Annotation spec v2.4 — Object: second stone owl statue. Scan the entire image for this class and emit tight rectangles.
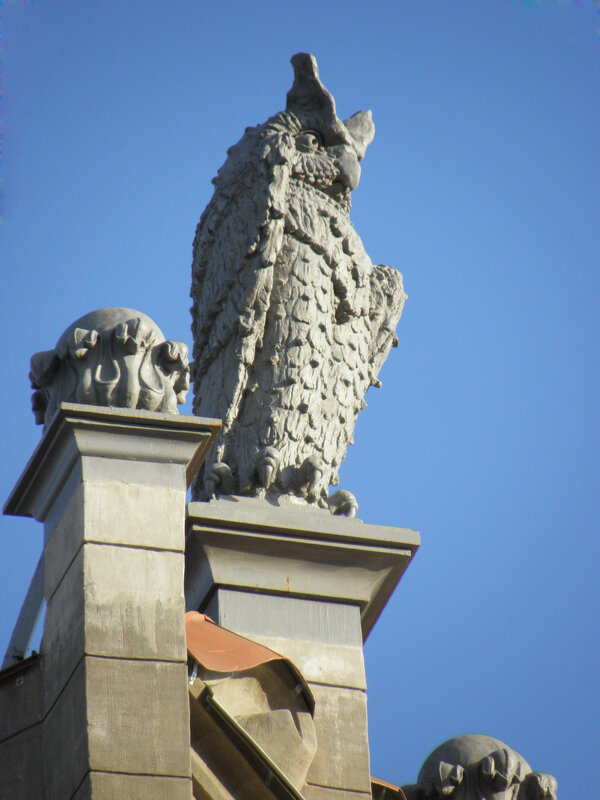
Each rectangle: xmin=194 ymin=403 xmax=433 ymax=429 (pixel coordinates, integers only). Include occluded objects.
xmin=191 ymin=53 xmax=406 ymax=515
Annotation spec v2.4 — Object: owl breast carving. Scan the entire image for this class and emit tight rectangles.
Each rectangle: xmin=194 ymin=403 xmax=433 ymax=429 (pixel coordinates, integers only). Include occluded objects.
xmin=191 ymin=53 xmax=406 ymax=515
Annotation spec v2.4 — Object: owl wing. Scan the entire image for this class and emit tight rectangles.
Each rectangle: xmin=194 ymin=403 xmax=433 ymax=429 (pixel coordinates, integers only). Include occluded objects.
xmin=368 ymin=264 xmax=407 ymax=384
xmin=191 ymin=145 xmax=288 ymax=442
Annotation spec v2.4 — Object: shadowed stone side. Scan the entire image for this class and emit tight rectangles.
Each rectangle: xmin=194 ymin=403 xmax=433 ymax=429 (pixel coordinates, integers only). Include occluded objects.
xmin=3 ymin=405 xmax=220 ymax=800
xmin=72 ymin=774 xmax=193 ymax=800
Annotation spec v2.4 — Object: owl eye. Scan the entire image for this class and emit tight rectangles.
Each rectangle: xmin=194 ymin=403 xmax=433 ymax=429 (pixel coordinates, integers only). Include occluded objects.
xmin=296 ymin=131 xmax=322 ymax=153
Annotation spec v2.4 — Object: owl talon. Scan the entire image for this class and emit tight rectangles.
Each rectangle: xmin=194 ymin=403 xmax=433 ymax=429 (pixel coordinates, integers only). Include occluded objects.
xmin=327 ymin=489 xmax=358 ymax=517
xmin=257 ymin=447 xmax=280 ymax=489
xmin=205 ymin=462 xmax=235 ymax=498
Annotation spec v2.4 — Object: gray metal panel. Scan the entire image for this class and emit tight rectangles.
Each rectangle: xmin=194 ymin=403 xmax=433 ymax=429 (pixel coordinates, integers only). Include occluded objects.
xmin=205 ymin=590 xmax=363 ymax=647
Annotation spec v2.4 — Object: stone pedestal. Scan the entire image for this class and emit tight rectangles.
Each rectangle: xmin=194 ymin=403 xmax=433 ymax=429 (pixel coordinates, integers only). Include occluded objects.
xmin=4 ymin=403 xmax=220 ymax=800
xmin=185 ymin=496 xmax=420 ymax=800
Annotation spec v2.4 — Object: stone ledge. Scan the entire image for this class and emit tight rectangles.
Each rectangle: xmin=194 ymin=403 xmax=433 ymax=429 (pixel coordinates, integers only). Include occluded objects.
xmin=187 ymin=495 xmax=420 ymax=549
xmin=186 ymin=498 xmax=418 ymax=639
xmin=5 ymin=403 xmax=221 ymax=521
xmin=72 ymin=771 xmax=193 ymax=800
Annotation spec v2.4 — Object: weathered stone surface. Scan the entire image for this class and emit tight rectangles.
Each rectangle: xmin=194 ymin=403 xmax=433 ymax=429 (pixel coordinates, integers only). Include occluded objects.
xmin=185 ymin=498 xmax=417 ymax=797
xmin=43 ymin=481 xmax=186 ymax=600
xmin=42 ymin=560 xmax=85 ymax=711
xmin=86 ymin=657 xmax=191 ymax=776
xmin=82 ymin=544 xmax=186 ymax=659
xmin=186 ymin=498 xmax=418 ymax=640
xmin=43 ymin=657 xmax=89 ymax=800
xmin=303 ymin=786 xmax=372 ymax=800
xmin=199 ymin=660 xmax=317 ymax=791
xmin=43 ymin=480 xmax=84 ymax=594
xmin=72 ymin=772 xmax=193 ymax=800
xmin=5 ymin=404 xmax=220 ymax=523
xmin=191 ymin=53 xmax=406 ymax=514
xmin=0 ymin=659 xmax=43 ymax=741
xmin=190 ymin=748 xmax=238 ymax=800
xmin=43 ymin=542 xmax=187 ymax=709
xmin=0 ymin=725 xmax=44 ymax=800
xmin=30 ymin=307 xmax=190 ymax=427
xmin=306 ymin=684 xmax=371 ymax=793
xmin=190 ymin=743 xmax=281 ymax=800
xmin=44 ymin=655 xmax=191 ymax=798
xmin=2 ymin=405 xmax=216 ymax=799
xmin=244 ymin=634 xmax=366 ymax=690
xmin=410 ymin=734 xmax=558 ymax=800
xmin=188 ymin=495 xmax=420 ymax=547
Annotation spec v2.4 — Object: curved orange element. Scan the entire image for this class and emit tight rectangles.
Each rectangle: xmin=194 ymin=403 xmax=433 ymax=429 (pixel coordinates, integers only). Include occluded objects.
xmin=186 ymin=611 xmax=284 ymax=673
xmin=185 ymin=611 xmax=315 ymax=713
xmin=372 ymin=776 xmax=409 ymax=800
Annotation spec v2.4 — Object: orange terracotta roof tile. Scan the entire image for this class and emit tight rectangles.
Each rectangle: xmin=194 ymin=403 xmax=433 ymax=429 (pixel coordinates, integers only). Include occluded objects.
xmin=372 ymin=776 xmax=408 ymax=800
xmin=185 ymin=611 xmax=314 ymax=712
xmin=186 ymin=611 xmax=284 ymax=672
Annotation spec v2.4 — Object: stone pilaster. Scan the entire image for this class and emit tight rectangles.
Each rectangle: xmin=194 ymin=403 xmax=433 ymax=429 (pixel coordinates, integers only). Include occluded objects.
xmin=4 ymin=403 xmax=220 ymax=800
xmin=185 ymin=496 xmax=419 ymax=800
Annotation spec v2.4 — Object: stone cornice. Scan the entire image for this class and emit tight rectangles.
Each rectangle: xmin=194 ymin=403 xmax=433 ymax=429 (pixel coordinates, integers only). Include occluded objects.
xmin=186 ymin=496 xmax=419 ymax=640
xmin=4 ymin=403 xmax=221 ymax=521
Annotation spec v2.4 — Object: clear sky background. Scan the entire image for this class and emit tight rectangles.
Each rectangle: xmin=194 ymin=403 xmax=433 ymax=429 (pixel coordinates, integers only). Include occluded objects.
xmin=1 ymin=1 xmax=598 ymax=796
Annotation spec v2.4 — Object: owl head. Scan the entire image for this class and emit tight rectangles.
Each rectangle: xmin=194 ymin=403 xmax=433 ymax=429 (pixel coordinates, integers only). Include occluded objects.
xmin=214 ymin=53 xmax=375 ymax=213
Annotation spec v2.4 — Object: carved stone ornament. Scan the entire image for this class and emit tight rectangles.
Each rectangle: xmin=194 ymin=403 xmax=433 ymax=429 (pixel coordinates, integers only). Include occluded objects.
xmin=410 ymin=735 xmax=558 ymax=800
xmin=191 ymin=53 xmax=406 ymax=514
xmin=30 ymin=307 xmax=190 ymax=427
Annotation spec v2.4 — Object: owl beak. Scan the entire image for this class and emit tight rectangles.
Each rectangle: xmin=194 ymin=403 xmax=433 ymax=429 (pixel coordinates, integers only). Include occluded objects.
xmin=344 ymin=110 xmax=375 ymax=161
xmin=336 ymin=146 xmax=362 ymax=191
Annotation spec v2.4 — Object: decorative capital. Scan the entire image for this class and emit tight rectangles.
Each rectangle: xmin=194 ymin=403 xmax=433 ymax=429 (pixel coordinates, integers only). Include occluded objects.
xmin=30 ymin=307 xmax=190 ymax=427
xmin=411 ymin=735 xmax=557 ymax=800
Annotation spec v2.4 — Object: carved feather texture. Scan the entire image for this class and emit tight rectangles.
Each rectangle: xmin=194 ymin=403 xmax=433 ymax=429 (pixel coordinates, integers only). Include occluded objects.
xmin=191 ymin=54 xmax=406 ymax=511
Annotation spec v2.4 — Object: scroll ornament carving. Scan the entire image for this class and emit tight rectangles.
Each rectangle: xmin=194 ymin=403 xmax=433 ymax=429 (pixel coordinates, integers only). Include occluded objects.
xmin=30 ymin=307 xmax=190 ymax=427
xmin=411 ymin=735 xmax=557 ymax=800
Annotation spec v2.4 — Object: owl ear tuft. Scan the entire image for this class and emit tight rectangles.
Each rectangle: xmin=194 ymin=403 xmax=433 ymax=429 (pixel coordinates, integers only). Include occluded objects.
xmin=287 ymin=53 xmax=337 ymax=124
xmin=344 ymin=111 xmax=375 ymax=160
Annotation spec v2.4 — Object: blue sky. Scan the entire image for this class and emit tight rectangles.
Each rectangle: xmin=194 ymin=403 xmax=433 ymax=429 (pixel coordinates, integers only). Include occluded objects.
xmin=1 ymin=1 xmax=598 ymax=796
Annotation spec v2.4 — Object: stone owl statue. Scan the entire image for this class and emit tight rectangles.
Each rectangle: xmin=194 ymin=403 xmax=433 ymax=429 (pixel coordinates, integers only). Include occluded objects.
xmin=191 ymin=53 xmax=406 ymax=514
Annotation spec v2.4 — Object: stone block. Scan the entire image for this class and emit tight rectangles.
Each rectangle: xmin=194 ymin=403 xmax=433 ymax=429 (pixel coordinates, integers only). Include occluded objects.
xmin=81 ymin=543 xmax=186 ymax=660
xmin=72 ymin=771 xmax=193 ymax=800
xmin=82 ymin=480 xmax=185 ymax=550
xmin=43 ymin=479 xmax=84 ymax=595
xmin=43 ymin=658 xmax=89 ymax=800
xmin=241 ymin=634 xmax=366 ymax=690
xmin=0 ymin=724 xmax=44 ymax=800
xmin=43 ymin=542 xmax=186 ymax=709
xmin=42 ymin=548 xmax=86 ymax=710
xmin=306 ymin=684 xmax=371 ymax=793
xmin=44 ymin=481 xmax=186 ymax=599
xmin=0 ymin=659 xmax=43 ymax=741
xmin=43 ymin=656 xmax=191 ymax=799
xmin=303 ymin=785 xmax=372 ymax=800
xmin=85 ymin=656 xmax=191 ymax=777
